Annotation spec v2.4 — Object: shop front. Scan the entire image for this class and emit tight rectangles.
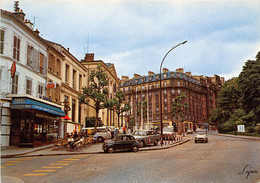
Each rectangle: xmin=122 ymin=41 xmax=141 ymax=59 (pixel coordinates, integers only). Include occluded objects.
xmin=10 ymin=96 xmax=65 ymax=147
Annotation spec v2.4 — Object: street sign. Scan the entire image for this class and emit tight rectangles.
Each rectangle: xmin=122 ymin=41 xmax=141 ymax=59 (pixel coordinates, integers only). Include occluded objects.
xmin=237 ymin=125 xmax=245 ymax=132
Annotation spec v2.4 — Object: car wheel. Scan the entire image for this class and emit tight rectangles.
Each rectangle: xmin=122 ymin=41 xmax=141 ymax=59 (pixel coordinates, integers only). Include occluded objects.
xmin=195 ymin=140 xmax=197 ymax=143
xmin=132 ymin=145 xmax=138 ymax=152
xmin=104 ymin=150 xmax=108 ymax=153
xmin=154 ymin=140 xmax=158 ymax=146
xmin=206 ymin=139 xmax=208 ymax=143
xmin=108 ymin=147 xmax=114 ymax=153
xmin=97 ymin=137 xmax=104 ymax=143
xmin=139 ymin=141 xmax=144 ymax=148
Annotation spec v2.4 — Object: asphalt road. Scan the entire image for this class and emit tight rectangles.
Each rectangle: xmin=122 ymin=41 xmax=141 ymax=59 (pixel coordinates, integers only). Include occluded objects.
xmin=1 ymin=133 xmax=260 ymax=183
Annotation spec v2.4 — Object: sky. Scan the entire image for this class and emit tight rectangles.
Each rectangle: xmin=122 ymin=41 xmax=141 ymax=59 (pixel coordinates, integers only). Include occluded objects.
xmin=2 ymin=0 xmax=260 ymax=80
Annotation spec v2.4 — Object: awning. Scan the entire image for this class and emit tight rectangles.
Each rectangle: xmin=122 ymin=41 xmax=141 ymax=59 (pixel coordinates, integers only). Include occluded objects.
xmin=61 ymin=115 xmax=71 ymax=120
xmin=11 ymin=97 xmax=65 ymax=117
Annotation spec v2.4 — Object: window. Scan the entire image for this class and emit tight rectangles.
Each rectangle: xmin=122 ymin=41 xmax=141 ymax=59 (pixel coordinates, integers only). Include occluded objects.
xmin=79 ymin=74 xmax=82 ymax=90
xmin=156 ymin=83 xmax=159 ymax=88
xmin=156 ymin=108 xmax=159 ymax=113
xmin=149 ymin=84 xmax=152 ymax=89
xmin=164 ymin=90 xmax=167 ymax=94
xmin=72 ymin=69 xmax=76 ymax=88
xmin=38 ymin=83 xmax=44 ymax=96
xmin=39 ymin=53 xmax=44 ymax=74
xmin=26 ymin=79 xmax=32 ymax=95
xmin=65 ymin=64 xmax=69 ymax=83
xmin=48 ymin=54 xmax=54 ymax=72
xmin=11 ymin=75 xmax=19 ymax=94
xmin=164 ymin=73 xmax=167 ymax=79
xmin=56 ymin=58 xmax=61 ymax=76
xmin=13 ymin=35 xmax=20 ymax=61
xmin=142 ymin=86 xmax=145 ymax=90
xmin=172 ymin=89 xmax=175 ymax=94
xmin=177 ymin=81 xmax=180 ymax=86
xmin=72 ymin=99 xmax=76 ymax=121
xmin=178 ymin=89 xmax=181 ymax=94
xmin=0 ymin=29 xmax=5 ymax=54
xmin=164 ymin=82 xmax=167 ymax=87
xmin=27 ymin=45 xmax=34 ymax=67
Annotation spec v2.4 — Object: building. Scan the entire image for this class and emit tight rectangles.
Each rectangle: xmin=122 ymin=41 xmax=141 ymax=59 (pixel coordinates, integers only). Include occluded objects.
xmin=0 ymin=7 xmax=65 ymax=147
xmin=120 ymin=68 xmax=224 ymax=133
xmin=48 ymin=42 xmax=88 ymax=137
xmin=81 ymin=53 xmax=120 ymax=127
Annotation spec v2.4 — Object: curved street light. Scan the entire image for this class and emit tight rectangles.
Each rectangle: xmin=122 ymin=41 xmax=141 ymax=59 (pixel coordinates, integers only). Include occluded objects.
xmin=160 ymin=40 xmax=187 ymax=146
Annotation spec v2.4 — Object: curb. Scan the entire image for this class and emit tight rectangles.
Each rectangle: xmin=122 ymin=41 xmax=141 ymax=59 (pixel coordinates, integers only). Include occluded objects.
xmin=212 ymin=133 xmax=260 ymax=141
xmin=1 ymin=138 xmax=192 ymax=159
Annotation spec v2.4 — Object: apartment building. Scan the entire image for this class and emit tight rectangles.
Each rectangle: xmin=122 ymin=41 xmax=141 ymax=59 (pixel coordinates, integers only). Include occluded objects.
xmin=81 ymin=53 xmax=120 ymax=127
xmin=120 ymin=68 xmax=224 ymax=133
xmin=0 ymin=8 xmax=65 ymax=147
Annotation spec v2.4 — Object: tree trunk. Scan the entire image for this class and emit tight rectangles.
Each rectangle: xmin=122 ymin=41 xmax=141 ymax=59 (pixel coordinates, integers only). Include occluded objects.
xmin=118 ymin=113 xmax=120 ymax=128
xmin=95 ymin=109 xmax=98 ymax=133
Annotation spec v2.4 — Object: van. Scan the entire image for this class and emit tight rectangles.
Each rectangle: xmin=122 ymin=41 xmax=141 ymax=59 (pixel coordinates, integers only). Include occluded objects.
xmin=82 ymin=126 xmax=111 ymax=142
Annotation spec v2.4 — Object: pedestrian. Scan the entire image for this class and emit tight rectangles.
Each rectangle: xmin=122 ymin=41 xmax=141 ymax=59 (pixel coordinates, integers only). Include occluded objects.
xmin=73 ymin=131 xmax=79 ymax=139
xmin=123 ymin=126 xmax=127 ymax=134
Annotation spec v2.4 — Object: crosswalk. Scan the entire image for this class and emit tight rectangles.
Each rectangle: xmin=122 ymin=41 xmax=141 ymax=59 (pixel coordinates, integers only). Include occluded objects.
xmin=22 ymin=155 xmax=87 ymax=177
xmin=1 ymin=157 xmax=38 ymax=168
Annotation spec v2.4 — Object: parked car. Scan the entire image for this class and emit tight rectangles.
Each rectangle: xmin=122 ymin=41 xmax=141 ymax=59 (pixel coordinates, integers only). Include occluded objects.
xmin=83 ymin=127 xmax=111 ymax=143
xmin=187 ymin=129 xmax=193 ymax=134
xmin=133 ymin=130 xmax=160 ymax=147
xmin=102 ymin=134 xmax=140 ymax=153
xmin=195 ymin=130 xmax=208 ymax=143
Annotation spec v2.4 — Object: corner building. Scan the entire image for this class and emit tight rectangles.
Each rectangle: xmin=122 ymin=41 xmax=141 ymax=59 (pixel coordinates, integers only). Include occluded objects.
xmin=120 ymin=68 xmax=224 ymax=132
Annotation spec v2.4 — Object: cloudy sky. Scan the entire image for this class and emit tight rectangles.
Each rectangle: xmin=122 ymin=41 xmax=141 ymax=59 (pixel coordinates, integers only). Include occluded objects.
xmin=2 ymin=0 xmax=260 ymax=80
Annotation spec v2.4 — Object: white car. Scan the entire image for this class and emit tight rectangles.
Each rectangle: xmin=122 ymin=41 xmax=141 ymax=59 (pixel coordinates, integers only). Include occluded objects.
xmin=195 ymin=130 xmax=208 ymax=143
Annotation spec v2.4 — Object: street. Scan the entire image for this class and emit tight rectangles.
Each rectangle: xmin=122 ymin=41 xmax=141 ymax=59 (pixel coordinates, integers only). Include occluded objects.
xmin=1 ymin=132 xmax=260 ymax=183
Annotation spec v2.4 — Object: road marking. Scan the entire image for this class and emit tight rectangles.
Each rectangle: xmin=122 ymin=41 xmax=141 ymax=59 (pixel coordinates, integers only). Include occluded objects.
xmin=23 ymin=173 xmax=48 ymax=176
xmin=1 ymin=166 xmax=5 ymax=168
xmin=4 ymin=164 xmax=14 ymax=165
xmin=211 ymin=150 xmax=214 ymax=152
xmin=63 ymin=159 xmax=79 ymax=161
xmin=49 ymin=163 xmax=69 ymax=165
xmin=56 ymin=161 xmax=74 ymax=163
xmin=202 ymin=156 xmax=205 ymax=159
xmin=33 ymin=170 xmax=56 ymax=172
xmin=42 ymin=166 xmax=62 ymax=169
xmin=5 ymin=161 xmax=23 ymax=163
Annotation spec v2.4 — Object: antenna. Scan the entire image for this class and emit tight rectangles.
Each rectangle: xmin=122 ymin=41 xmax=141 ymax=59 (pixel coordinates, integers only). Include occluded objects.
xmin=87 ymin=36 xmax=89 ymax=53
xmin=32 ymin=16 xmax=39 ymax=29
xmin=14 ymin=1 xmax=20 ymax=12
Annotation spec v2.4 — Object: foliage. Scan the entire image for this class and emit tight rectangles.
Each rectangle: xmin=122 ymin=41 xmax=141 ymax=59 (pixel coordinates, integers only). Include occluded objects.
xmin=238 ymin=56 xmax=260 ymax=123
xmin=211 ymin=51 xmax=260 ymax=135
xmin=79 ymin=65 xmax=109 ymax=131
xmin=171 ymin=93 xmax=189 ymax=133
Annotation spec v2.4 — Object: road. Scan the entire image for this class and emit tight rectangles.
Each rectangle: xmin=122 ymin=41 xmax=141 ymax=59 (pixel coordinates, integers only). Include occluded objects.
xmin=1 ymin=132 xmax=260 ymax=183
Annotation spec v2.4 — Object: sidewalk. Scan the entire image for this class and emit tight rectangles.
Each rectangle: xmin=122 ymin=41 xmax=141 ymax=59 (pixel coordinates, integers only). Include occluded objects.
xmin=1 ymin=136 xmax=191 ymax=159
xmin=212 ymin=132 xmax=260 ymax=141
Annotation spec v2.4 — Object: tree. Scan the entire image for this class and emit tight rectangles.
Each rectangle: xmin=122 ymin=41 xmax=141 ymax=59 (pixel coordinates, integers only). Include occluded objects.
xmin=85 ymin=117 xmax=103 ymax=127
xmin=79 ymin=65 xmax=109 ymax=132
xmin=136 ymin=100 xmax=147 ymax=129
xmin=114 ymin=90 xmax=131 ymax=128
xmin=171 ymin=93 xmax=189 ymax=133
xmin=238 ymin=53 xmax=260 ymax=123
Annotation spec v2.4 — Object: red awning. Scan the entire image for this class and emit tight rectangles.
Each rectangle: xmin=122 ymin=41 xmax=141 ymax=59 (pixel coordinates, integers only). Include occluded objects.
xmin=61 ymin=115 xmax=71 ymax=120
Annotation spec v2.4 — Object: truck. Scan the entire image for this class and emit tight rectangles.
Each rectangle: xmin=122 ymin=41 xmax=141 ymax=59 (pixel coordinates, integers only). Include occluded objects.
xmin=133 ymin=130 xmax=160 ymax=147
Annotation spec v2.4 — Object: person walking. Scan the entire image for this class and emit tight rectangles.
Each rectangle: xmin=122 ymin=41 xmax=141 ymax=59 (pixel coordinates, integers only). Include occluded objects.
xmin=123 ymin=126 xmax=127 ymax=134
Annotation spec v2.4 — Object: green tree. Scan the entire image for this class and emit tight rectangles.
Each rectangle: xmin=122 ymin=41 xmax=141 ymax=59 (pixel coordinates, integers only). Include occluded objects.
xmin=171 ymin=93 xmax=189 ymax=133
xmin=85 ymin=117 xmax=103 ymax=127
xmin=136 ymin=100 xmax=147 ymax=129
xmin=238 ymin=53 xmax=260 ymax=123
xmin=79 ymin=65 xmax=109 ymax=132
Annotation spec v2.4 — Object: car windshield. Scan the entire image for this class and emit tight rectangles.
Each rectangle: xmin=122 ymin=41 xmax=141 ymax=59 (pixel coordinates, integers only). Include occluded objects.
xmin=196 ymin=131 xmax=206 ymax=135
xmin=133 ymin=131 xmax=146 ymax=136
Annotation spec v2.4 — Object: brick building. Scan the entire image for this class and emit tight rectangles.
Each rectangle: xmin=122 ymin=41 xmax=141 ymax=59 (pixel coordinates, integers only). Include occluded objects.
xmin=120 ymin=68 xmax=224 ymax=132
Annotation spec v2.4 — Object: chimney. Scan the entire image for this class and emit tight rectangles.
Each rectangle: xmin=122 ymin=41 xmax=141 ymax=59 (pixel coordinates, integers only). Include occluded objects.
xmin=163 ymin=68 xmax=169 ymax=73
xmin=121 ymin=76 xmax=129 ymax=82
xmin=84 ymin=53 xmax=94 ymax=61
xmin=134 ymin=74 xmax=141 ymax=78
xmin=25 ymin=19 xmax=33 ymax=29
xmin=14 ymin=9 xmax=25 ymax=21
xmin=176 ymin=68 xmax=184 ymax=73
xmin=185 ymin=72 xmax=191 ymax=76
xmin=148 ymin=71 xmax=155 ymax=76
xmin=34 ymin=29 xmax=40 ymax=35
xmin=67 ymin=48 xmax=70 ymax=52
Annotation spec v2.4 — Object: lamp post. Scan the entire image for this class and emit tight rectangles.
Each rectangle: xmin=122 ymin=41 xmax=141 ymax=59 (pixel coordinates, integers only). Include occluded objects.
xmin=160 ymin=40 xmax=187 ymax=146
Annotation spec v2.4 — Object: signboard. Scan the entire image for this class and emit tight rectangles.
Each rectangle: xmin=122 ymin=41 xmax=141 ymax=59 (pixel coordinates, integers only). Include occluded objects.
xmin=237 ymin=125 xmax=245 ymax=132
xmin=46 ymin=82 xmax=57 ymax=88
xmin=10 ymin=61 xmax=16 ymax=78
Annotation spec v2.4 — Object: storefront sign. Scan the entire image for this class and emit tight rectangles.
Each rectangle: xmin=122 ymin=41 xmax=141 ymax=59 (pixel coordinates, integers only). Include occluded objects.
xmin=46 ymin=82 xmax=57 ymax=88
xmin=10 ymin=61 xmax=16 ymax=78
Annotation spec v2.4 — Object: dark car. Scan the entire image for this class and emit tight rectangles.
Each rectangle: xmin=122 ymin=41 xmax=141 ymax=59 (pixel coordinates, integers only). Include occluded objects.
xmin=102 ymin=134 xmax=140 ymax=153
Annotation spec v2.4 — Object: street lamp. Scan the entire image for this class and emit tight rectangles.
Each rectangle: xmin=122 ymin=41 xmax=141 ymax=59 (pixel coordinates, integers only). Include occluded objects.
xmin=160 ymin=40 xmax=187 ymax=146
